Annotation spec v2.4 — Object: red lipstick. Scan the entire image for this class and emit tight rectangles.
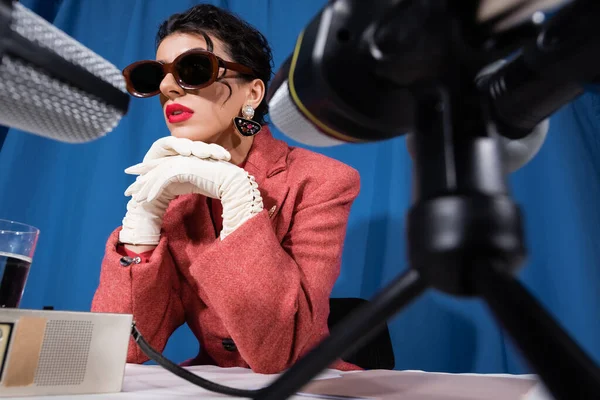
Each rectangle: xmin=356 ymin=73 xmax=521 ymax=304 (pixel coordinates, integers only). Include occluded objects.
xmin=165 ymin=103 xmax=194 ymax=123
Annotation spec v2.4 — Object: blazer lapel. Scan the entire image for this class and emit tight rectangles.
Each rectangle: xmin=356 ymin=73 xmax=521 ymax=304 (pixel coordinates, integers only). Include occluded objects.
xmin=243 ymin=127 xmax=290 ymax=228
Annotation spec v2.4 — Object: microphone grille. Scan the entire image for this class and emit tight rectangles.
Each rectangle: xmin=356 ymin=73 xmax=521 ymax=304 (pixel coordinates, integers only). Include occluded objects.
xmin=0 ymin=56 xmax=123 ymax=143
xmin=11 ymin=3 xmax=125 ymax=92
xmin=0 ymin=3 xmax=127 ymax=143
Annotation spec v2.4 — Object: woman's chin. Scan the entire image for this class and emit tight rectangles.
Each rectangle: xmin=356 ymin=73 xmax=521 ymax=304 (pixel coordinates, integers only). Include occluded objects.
xmin=168 ymin=126 xmax=213 ymax=142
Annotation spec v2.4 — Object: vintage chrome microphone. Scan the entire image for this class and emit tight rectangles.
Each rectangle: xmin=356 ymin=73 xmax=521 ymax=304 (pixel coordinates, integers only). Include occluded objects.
xmin=0 ymin=0 xmax=129 ymax=143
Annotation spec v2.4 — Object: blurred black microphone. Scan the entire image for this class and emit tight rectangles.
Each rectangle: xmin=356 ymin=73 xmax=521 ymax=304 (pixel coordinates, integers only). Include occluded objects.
xmin=0 ymin=0 xmax=129 ymax=143
xmin=266 ymin=0 xmax=588 ymax=171
xmin=267 ymin=0 xmax=408 ymax=147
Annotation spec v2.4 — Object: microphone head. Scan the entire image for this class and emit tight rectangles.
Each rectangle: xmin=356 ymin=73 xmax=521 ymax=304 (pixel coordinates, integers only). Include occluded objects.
xmin=269 ymin=79 xmax=346 ymax=147
xmin=0 ymin=2 xmax=128 ymax=143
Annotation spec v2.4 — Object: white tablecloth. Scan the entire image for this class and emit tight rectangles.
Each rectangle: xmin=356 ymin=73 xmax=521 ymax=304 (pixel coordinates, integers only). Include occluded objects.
xmin=9 ymin=364 xmax=555 ymax=400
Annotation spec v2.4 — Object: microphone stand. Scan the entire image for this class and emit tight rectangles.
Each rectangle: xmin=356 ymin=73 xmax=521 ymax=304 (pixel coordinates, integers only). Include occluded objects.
xmin=255 ymin=2 xmax=600 ymax=399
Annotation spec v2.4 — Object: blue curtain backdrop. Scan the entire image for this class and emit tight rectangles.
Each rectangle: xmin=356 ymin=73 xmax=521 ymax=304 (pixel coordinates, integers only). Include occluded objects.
xmin=1 ymin=0 xmax=599 ymax=374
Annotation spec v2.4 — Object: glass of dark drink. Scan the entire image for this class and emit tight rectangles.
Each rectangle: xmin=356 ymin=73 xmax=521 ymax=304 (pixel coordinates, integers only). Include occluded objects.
xmin=0 ymin=219 xmax=39 ymax=308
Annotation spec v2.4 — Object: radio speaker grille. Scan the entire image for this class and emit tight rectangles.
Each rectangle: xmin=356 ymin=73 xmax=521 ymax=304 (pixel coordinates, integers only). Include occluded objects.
xmin=34 ymin=320 xmax=93 ymax=386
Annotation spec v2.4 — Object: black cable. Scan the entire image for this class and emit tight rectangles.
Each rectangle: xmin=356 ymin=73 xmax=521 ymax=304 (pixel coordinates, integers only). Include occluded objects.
xmin=131 ymin=323 xmax=263 ymax=397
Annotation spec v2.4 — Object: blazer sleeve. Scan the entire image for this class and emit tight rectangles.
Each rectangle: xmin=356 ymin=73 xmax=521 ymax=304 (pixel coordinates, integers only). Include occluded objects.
xmin=185 ymin=166 xmax=360 ymax=373
xmin=91 ymin=228 xmax=185 ymax=363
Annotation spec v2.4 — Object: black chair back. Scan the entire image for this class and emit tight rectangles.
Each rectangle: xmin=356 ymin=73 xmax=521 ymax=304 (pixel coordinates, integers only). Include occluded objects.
xmin=328 ymin=297 xmax=395 ymax=370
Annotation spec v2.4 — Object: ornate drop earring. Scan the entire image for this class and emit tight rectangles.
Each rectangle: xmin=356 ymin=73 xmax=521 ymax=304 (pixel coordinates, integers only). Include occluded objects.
xmin=233 ymin=104 xmax=262 ymax=137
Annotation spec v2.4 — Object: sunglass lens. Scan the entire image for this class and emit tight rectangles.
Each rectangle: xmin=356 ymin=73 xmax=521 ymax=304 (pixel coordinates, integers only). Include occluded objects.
xmin=177 ymin=53 xmax=213 ymax=86
xmin=129 ymin=63 xmax=164 ymax=94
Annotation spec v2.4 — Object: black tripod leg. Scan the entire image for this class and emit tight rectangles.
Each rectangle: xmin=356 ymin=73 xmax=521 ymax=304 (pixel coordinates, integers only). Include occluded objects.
xmin=255 ymin=269 xmax=427 ymax=400
xmin=474 ymin=261 xmax=600 ymax=400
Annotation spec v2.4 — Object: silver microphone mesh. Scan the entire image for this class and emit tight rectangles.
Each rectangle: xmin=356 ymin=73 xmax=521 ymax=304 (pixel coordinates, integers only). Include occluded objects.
xmin=0 ymin=3 xmax=127 ymax=143
xmin=269 ymin=80 xmax=345 ymax=147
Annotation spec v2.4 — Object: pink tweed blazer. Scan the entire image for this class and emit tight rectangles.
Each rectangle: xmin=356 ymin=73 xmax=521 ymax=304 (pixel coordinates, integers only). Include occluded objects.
xmin=91 ymin=127 xmax=362 ymax=373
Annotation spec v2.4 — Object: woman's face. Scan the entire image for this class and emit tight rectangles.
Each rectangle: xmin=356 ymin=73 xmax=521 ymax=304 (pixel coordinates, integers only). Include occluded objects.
xmin=155 ymin=33 xmax=263 ymax=144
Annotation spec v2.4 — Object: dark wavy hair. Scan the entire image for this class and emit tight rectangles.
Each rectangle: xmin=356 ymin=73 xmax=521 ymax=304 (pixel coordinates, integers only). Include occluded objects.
xmin=156 ymin=4 xmax=273 ymax=125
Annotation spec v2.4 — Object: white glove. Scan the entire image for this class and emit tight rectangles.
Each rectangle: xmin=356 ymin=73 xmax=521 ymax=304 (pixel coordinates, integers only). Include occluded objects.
xmin=124 ymin=156 xmax=264 ymax=240
xmin=119 ymin=137 xmax=232 ymax=245
xmin=141 ymin=136 xmax=231 ymax=163
xmin=119 ymin=195 xmax=170 ymax=246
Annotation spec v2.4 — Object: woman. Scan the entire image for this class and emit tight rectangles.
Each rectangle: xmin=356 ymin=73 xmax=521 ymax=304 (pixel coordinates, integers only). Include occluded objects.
xmin=92 ymin=4 xmax=361 ymax=374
